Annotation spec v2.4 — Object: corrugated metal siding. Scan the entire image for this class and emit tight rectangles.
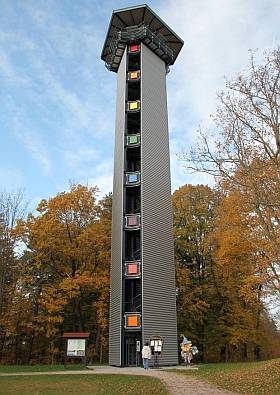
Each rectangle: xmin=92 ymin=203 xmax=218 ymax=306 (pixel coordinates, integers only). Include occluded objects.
xmin=109 ymin=49 xmax=126 ymax=366
xmin=141 ymin=43 xmax=178 ymax=365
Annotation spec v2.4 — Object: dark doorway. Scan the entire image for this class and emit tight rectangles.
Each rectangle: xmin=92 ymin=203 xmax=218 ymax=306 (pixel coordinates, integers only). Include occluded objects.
xmin=125 ymin=336 xmax=141 ymax=366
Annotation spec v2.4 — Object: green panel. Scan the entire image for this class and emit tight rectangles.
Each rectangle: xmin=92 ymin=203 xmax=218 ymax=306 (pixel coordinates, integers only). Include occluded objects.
xmin=128 ymin=135 xmax=138 ymax=144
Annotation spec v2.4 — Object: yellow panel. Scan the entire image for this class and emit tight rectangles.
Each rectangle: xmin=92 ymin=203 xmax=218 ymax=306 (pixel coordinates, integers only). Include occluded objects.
xmin=129 ymin=101 xmax=138 ymax=110
xmin=127 ymin=315 xmax=138 ymax=327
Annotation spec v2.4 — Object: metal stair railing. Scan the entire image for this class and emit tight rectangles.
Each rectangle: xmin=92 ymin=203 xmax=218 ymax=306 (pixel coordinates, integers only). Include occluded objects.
xmin=133 ymin=248 xmax=141 ymax=261
xmin=132 ymin=293 xmax=142 ymax=312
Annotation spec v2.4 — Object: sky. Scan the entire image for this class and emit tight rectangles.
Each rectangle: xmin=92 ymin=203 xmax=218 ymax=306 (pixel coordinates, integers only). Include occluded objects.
xmin=0 ymin=0 xmax=280 ymax=209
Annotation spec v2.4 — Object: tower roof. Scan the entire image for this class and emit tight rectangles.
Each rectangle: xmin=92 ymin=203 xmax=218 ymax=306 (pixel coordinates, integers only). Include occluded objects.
xmin=101 ymin=4 xmax=184 ymax=72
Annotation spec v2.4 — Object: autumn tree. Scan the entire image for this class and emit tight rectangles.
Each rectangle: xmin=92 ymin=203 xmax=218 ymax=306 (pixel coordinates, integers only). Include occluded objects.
xmin=210 ymin=190 xmax=269 ymax=361
xmin=13 ymin=184 xmax=111 ymax=363
xmin=173 ymin=184 xmax=278 ymax=362
xmin=181 ymin=48 xmax=280 ymax=298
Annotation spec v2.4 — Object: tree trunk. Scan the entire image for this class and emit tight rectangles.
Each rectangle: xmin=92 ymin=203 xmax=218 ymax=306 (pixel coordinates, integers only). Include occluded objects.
xmin=99 ymin=332 xmax=103 ymax=364
xmin=220 ymin=346 xmax=226 ymax=362
xmin=254 ymin=345 xmax=260 ymax=360
xmin=27 ymin=332 xmax=34 ymax=364
xmin=243 ymin=343 xmax=247 ymax=361
xmin=226 ymin=344 xmax=230 ymax=362
xmin=95 ymin=326 xmax=100 ymax=360
xmin=73 ymin=298 xmax=83 ymax=332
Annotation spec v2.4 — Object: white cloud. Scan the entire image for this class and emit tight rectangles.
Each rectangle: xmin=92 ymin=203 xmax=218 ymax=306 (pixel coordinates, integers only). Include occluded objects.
xmin=18 ymin=130 xmax=52 ymax=174
xmin=87 ymin=159 xmax=113 ymax=198
xmin=158 ymin=0 xmax=280 ymax=188
xmin=162 ymin=0 xmax=280 ymax=120
xmin=1 ymin=0 xmax=279 ymax=200
xmin=0 ymin=49 xmax=30 ymax=85
xmin=64 ymin=146 xmax=98 ymax=169
xmin=12 ymin=113 xmax=52 ymax=174
xmin=42 ymin=72 xmax=92 ymax=128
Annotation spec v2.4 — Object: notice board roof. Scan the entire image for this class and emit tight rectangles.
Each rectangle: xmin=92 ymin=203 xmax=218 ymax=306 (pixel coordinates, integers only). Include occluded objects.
xmin=62 ymin=332 xmax=90 ymax=339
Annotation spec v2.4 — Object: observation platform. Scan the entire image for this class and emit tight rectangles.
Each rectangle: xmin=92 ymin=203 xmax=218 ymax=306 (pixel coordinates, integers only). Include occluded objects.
xmin=101 ymin=4 xmax=184 ymax=72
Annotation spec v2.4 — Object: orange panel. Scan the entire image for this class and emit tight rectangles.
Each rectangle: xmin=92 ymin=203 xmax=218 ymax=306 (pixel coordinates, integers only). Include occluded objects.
xmin=127 ymin=315 xmax=138 ymax=327
xmin=130 ymin=71 xmax=138 ymax=79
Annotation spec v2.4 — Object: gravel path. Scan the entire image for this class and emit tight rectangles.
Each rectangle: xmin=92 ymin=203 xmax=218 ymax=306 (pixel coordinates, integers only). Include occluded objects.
xmin=92 ymin=366 xmax=239 ymax=395
xmin=0 ymin=366 xmax=239 ymax=395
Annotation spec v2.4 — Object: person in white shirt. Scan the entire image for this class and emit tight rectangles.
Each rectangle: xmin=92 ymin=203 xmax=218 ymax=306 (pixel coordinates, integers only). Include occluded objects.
xmin=142 ymin=342 xmax=151 ymax=369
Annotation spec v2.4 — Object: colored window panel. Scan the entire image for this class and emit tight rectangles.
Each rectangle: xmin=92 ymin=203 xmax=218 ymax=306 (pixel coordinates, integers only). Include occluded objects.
xmin=127 ymin=315 xmax=139 ymax=327
xmin=127 ymin=216 xmax=138 ymax=226
xmin=128 ymin=174 xmax=138 ymax=183
xmin=128 ymin=135 xmax=138 ymax=144
xmin=130 ymin=45 xmax=140 ymax=53
xmin=130 ymin=71 xmax=138 ymax=80
xmin=127 ymin=264 xmax=138 ymax=275
xmin=129 ymin=101 xmax=139 ymax=110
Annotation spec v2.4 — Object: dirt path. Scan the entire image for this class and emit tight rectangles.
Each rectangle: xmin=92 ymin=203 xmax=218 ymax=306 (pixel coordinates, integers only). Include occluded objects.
xmin=0 ymin=366 xmax=239 ymax=395
xmin=92 ymin=366 xmax=239 ymax=395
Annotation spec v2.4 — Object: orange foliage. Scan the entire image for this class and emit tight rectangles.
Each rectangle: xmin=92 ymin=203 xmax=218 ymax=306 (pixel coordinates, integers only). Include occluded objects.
xmin=12 ymin=184 xmax=111 ymax=363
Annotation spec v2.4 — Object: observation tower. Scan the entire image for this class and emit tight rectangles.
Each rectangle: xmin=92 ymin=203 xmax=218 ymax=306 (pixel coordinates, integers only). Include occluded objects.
xmin=101 ymin=4 xmax=184 ymax=367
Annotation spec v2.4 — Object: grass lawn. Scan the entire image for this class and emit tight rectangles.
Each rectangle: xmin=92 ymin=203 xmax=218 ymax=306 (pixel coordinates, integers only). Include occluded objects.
xmin=0 ymin=374 xmax=167 ymax=395
xmin=0 ymin=364 xmax=87 ymax=373
xmin=177 ymin=358 xmax=280 ymax=395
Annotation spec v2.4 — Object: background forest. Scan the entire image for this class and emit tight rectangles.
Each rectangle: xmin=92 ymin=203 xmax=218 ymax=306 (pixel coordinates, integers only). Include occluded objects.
xmin=1 ymin=50 xmax=280 ymax=365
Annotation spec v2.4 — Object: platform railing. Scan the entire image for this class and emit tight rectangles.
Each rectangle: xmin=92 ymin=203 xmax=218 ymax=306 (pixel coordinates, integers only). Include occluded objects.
xmin=105 ymin=23 xmax=174 ymax=71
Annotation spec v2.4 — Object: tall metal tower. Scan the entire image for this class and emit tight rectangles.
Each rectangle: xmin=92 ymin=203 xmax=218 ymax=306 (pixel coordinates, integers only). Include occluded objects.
xmin=101 ymin=4 xmax=184 ymax=367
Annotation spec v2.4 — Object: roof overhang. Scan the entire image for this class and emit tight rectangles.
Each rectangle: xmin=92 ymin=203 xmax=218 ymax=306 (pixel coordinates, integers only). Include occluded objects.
xmin=101 ymin=4 xmax=184 ymax=71
xmin=62 ymin=332 xmax=90 ymax=339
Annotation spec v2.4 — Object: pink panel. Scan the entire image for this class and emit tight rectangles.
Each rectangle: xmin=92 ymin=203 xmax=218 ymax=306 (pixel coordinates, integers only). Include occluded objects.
xmin=127 ymin=216 xmax=138 ymax=226
xmin=127 ymin=264 xmax=138 ymax=274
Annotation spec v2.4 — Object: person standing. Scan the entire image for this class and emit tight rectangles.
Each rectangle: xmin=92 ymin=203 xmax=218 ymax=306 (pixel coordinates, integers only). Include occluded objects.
xmin=142 ymin=342 xmax=151 ymax=369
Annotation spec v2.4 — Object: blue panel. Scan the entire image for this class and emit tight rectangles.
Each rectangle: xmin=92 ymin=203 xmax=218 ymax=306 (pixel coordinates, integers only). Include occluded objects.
xmin=128 ymin=174 xmax=138 ymax=183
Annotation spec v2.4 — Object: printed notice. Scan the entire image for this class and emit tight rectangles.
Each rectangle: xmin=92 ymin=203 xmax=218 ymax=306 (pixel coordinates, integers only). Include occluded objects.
xmin=67 ymin=339 xmax=86 ymax=357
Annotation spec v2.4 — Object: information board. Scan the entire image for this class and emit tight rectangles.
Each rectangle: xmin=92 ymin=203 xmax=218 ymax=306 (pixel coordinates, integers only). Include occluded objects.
xmin=67 ymin=339 xmax=86 ymax=357
xmin=150 ymin=336 xmax=163 ymax=355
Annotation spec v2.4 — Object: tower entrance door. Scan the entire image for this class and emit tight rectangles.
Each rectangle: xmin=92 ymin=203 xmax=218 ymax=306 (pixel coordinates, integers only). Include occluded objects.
xmin=125 ymin=336 xmax=141 ymax=366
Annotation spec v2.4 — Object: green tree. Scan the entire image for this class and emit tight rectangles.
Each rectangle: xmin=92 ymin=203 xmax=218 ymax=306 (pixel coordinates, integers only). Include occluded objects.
xmin=173 ymin=184 xmax=218 ymax=360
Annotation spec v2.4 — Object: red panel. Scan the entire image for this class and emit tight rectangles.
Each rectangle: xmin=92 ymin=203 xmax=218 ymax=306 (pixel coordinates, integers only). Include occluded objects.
xmin=130 ymin=45 xmax=140 ymax=52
